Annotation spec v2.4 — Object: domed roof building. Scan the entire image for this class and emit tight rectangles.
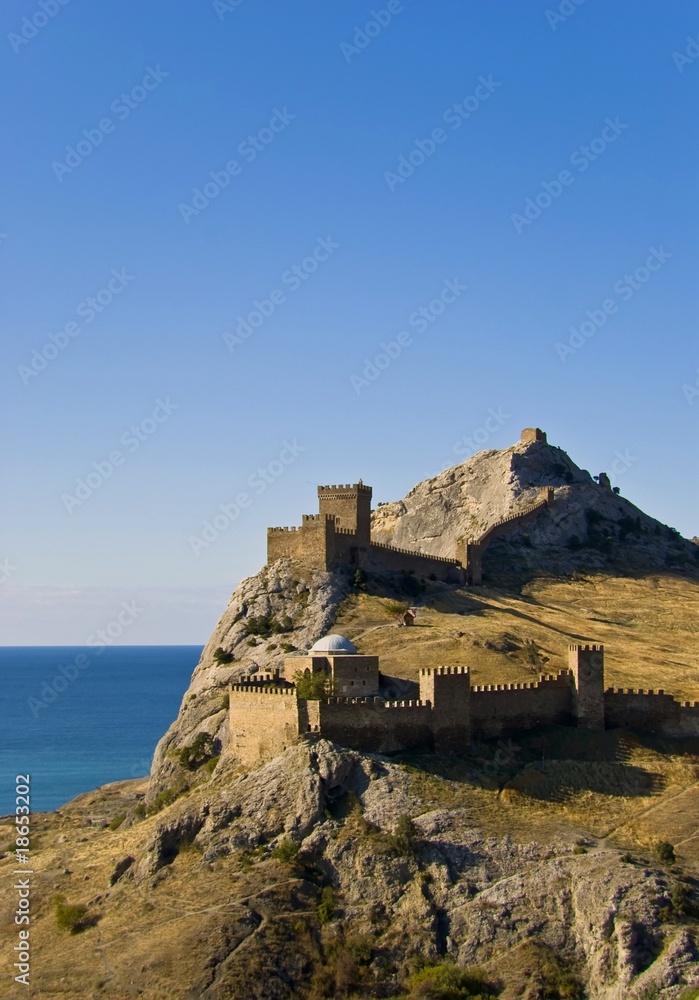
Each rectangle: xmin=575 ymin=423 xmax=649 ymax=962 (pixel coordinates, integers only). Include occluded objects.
xmin=309 ymin=634 xmax=357 ymax=655
xmin=282 ymin=633 xmax=379 ymax=697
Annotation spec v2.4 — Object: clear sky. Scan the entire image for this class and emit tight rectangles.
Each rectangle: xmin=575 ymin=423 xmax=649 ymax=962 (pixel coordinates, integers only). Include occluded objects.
xmin=1 ymin=0 xmax=697 ymax=644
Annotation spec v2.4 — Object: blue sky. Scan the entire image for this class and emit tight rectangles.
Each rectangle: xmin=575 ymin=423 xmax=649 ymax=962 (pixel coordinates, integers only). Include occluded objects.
xmin=1 ymin=0 xmax=697 ymax=644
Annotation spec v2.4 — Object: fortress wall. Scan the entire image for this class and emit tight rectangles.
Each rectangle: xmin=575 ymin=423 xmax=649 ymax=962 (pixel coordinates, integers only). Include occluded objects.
xmin=478 ymin=493 xmax=550 ymax=549
xmin=229 ymin=685 xmax=300 ymax=766
xmin=369 ymin=543 xmax=463 ymax=582
xmin=267 ymin=516 xmax=334 ymax=570
xmin=332 ymin=529 xmax=369 ymax=567
xmin=604 ymin=689 xmax=699 ymax=738
xmin=319 ymin=698 xmax=434 ymax=754
xmin=267 ymin=526 xmax=308 ymax=565
xmin=471 ymin=673 xmax=573 ymax=739
xmin=298 ymin=698 xmax=321 ymax=734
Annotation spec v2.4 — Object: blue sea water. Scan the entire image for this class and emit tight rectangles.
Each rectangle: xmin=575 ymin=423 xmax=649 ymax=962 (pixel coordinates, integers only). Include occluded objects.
xmin=0 ymin=646 xmax=202 ymax=815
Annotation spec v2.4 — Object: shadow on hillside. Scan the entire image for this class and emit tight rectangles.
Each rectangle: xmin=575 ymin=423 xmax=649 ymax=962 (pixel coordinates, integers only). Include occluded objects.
xmin=389 ymin=726 xmax=699 ymax=802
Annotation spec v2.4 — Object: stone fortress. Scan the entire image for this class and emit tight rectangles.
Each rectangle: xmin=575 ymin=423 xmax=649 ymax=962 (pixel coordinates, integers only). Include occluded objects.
xmin=229 ymin=638 xmax=699 ymax=766
xmin=227 ymin=427 xmax=699 ymax=765
xmin=267 ymin=428 xmax=555 ymax=586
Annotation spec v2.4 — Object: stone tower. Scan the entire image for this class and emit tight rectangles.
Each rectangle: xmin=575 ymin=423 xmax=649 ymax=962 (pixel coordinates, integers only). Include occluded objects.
xmin=569 ymin=644 xmax=605 ymax=730
xmin=317 ymin=482 xmax=372 ymax=547
xmin=521 ymin=427 xmax=547 ymax=444
xmin=419 ymin=665 xmax=471 ymax=752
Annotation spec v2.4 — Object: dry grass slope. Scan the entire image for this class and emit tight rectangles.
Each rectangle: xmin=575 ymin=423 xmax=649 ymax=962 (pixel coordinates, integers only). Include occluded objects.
xmin=335 ymin=572 xmax=699 ymax=699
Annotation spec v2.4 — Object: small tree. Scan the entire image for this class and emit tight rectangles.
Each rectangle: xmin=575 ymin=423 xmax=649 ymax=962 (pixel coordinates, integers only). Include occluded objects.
xmin=178 ymin=732 xmax=220 ymax=770
xmin=656 ymin=840 xmax=676 ymax=864
xmin=294 ymin=669 xmax=331 ymax=702
xmin=389 ymin=815 xmax=418 ymax=856
xmin=353 ymin=568 xmax=368 ymax=591
xmin=213 ymin=647 xmax=234 ymax=664
xmin=317 ymin=886 xmax=336 ymax=924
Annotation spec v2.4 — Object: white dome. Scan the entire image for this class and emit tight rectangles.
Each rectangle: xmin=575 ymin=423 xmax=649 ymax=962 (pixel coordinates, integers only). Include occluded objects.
xmin=309 ymin=634 xmax=357 ymax=654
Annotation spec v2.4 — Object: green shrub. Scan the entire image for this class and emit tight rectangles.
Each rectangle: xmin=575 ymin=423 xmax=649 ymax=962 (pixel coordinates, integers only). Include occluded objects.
xmin=151 ymin=789 xmax=178 ymax=813
xmin=656 ymin=841 xmax=676 ymax=864
xmin=219 ymin=693 xmax=230 ymax=710
xmin=279 ymin=642 xmax=295 ymax=653
xmin=133 ymin=803 xmax=146 ymax=820
xmin=108 ymin=814 xmax=125 ymax=831
xmin=204 ymin=755 xmax=220 ymax=774
xmin=244 ymin=614 xmax=293 ymax=638
xmin=178 ymin=732 xmax=220 ymax=771
xmin=55 ymin=899 xmax=91 ymax=934
xmin=317 ymin=886 xmax=336 ymax=925
xmin=523 ymin=640 xmax=543 ymax=667
xmin=385 ymin=600 xmax=409 ymax=616
xmin=353 ymin=568 xmax=367 ymax=591
xmin=213 ymin=647 xmax=234 ymax=664
xmin=400 ymin=962 xmax=498 ymax=999
xmin=670 ymin=881 xmax=699 ymax=919
xmin=388 ymin=815 xmax=418 ymax=856
xmin=271 ymin=838 xmax=300 ymax=863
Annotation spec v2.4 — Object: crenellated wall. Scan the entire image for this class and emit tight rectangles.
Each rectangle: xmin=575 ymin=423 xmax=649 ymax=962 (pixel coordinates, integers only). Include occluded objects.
xmin=368 ymin=542 xmax=463 ymax=582
xmin=604 ymin=689 xmax=699 ymax=738
xmin=318 ymin=697 xmax=434 ymax=754
xmin=228 ymin=684 xmax=300 ymax=767
xmin=471 ymin=671 xmax=573 ymax=738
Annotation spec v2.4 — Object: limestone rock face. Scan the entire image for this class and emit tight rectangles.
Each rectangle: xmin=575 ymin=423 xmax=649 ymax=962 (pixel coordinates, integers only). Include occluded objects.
xmin=146 ymin=563 xmax=351 ymax=803
xmin=371 ymin=436 xmax=696 ymax=579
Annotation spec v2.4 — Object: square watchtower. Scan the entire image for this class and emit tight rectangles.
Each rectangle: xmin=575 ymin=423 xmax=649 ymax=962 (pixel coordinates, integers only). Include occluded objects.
xmin=317 ymin=481 xmax=372 ymax=547
xmin=569 ymin=644 xmax=605 ymax=730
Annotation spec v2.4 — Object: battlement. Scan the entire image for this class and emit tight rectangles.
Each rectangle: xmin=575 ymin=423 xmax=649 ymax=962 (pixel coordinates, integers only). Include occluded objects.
xmin=570 ymin=643 xmax=604 ymax=652
xmin=384 ymin=699 xmax=430 ymax=709
xmin=229 ymin=683 xmax=293 ymax=697
xmin=372 ymin=541 xmax=459 ymax=565
xmin=318 ymin=483 xmax=372 ymax=494
xmin=420 ymin=665 xmax=469 ymax=676
xmin=607 ymin=687 xmax=677 ymax=698
xmin=326 ymin=696 xmax=384 ymax=706
xmin=472 ymin=670 xmax=571 ymax=694
xmin=604 ymin=686 xmax=699 ymax=738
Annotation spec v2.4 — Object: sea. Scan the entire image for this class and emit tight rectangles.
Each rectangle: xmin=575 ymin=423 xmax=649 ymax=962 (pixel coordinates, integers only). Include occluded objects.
xmin=0 ymin=646 xmax=202 ymax=816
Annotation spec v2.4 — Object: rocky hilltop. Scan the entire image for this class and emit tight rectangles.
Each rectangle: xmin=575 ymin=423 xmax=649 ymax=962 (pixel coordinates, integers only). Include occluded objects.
xmin=148 ymin=432 xmax=697 ymax=804
xmin=372 ymin=433 xmax=694 ymax=580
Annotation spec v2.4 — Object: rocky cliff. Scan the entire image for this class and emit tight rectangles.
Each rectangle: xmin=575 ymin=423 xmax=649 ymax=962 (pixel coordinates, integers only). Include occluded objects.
xmin=372 ymin=435 xmax=696 ymax=580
